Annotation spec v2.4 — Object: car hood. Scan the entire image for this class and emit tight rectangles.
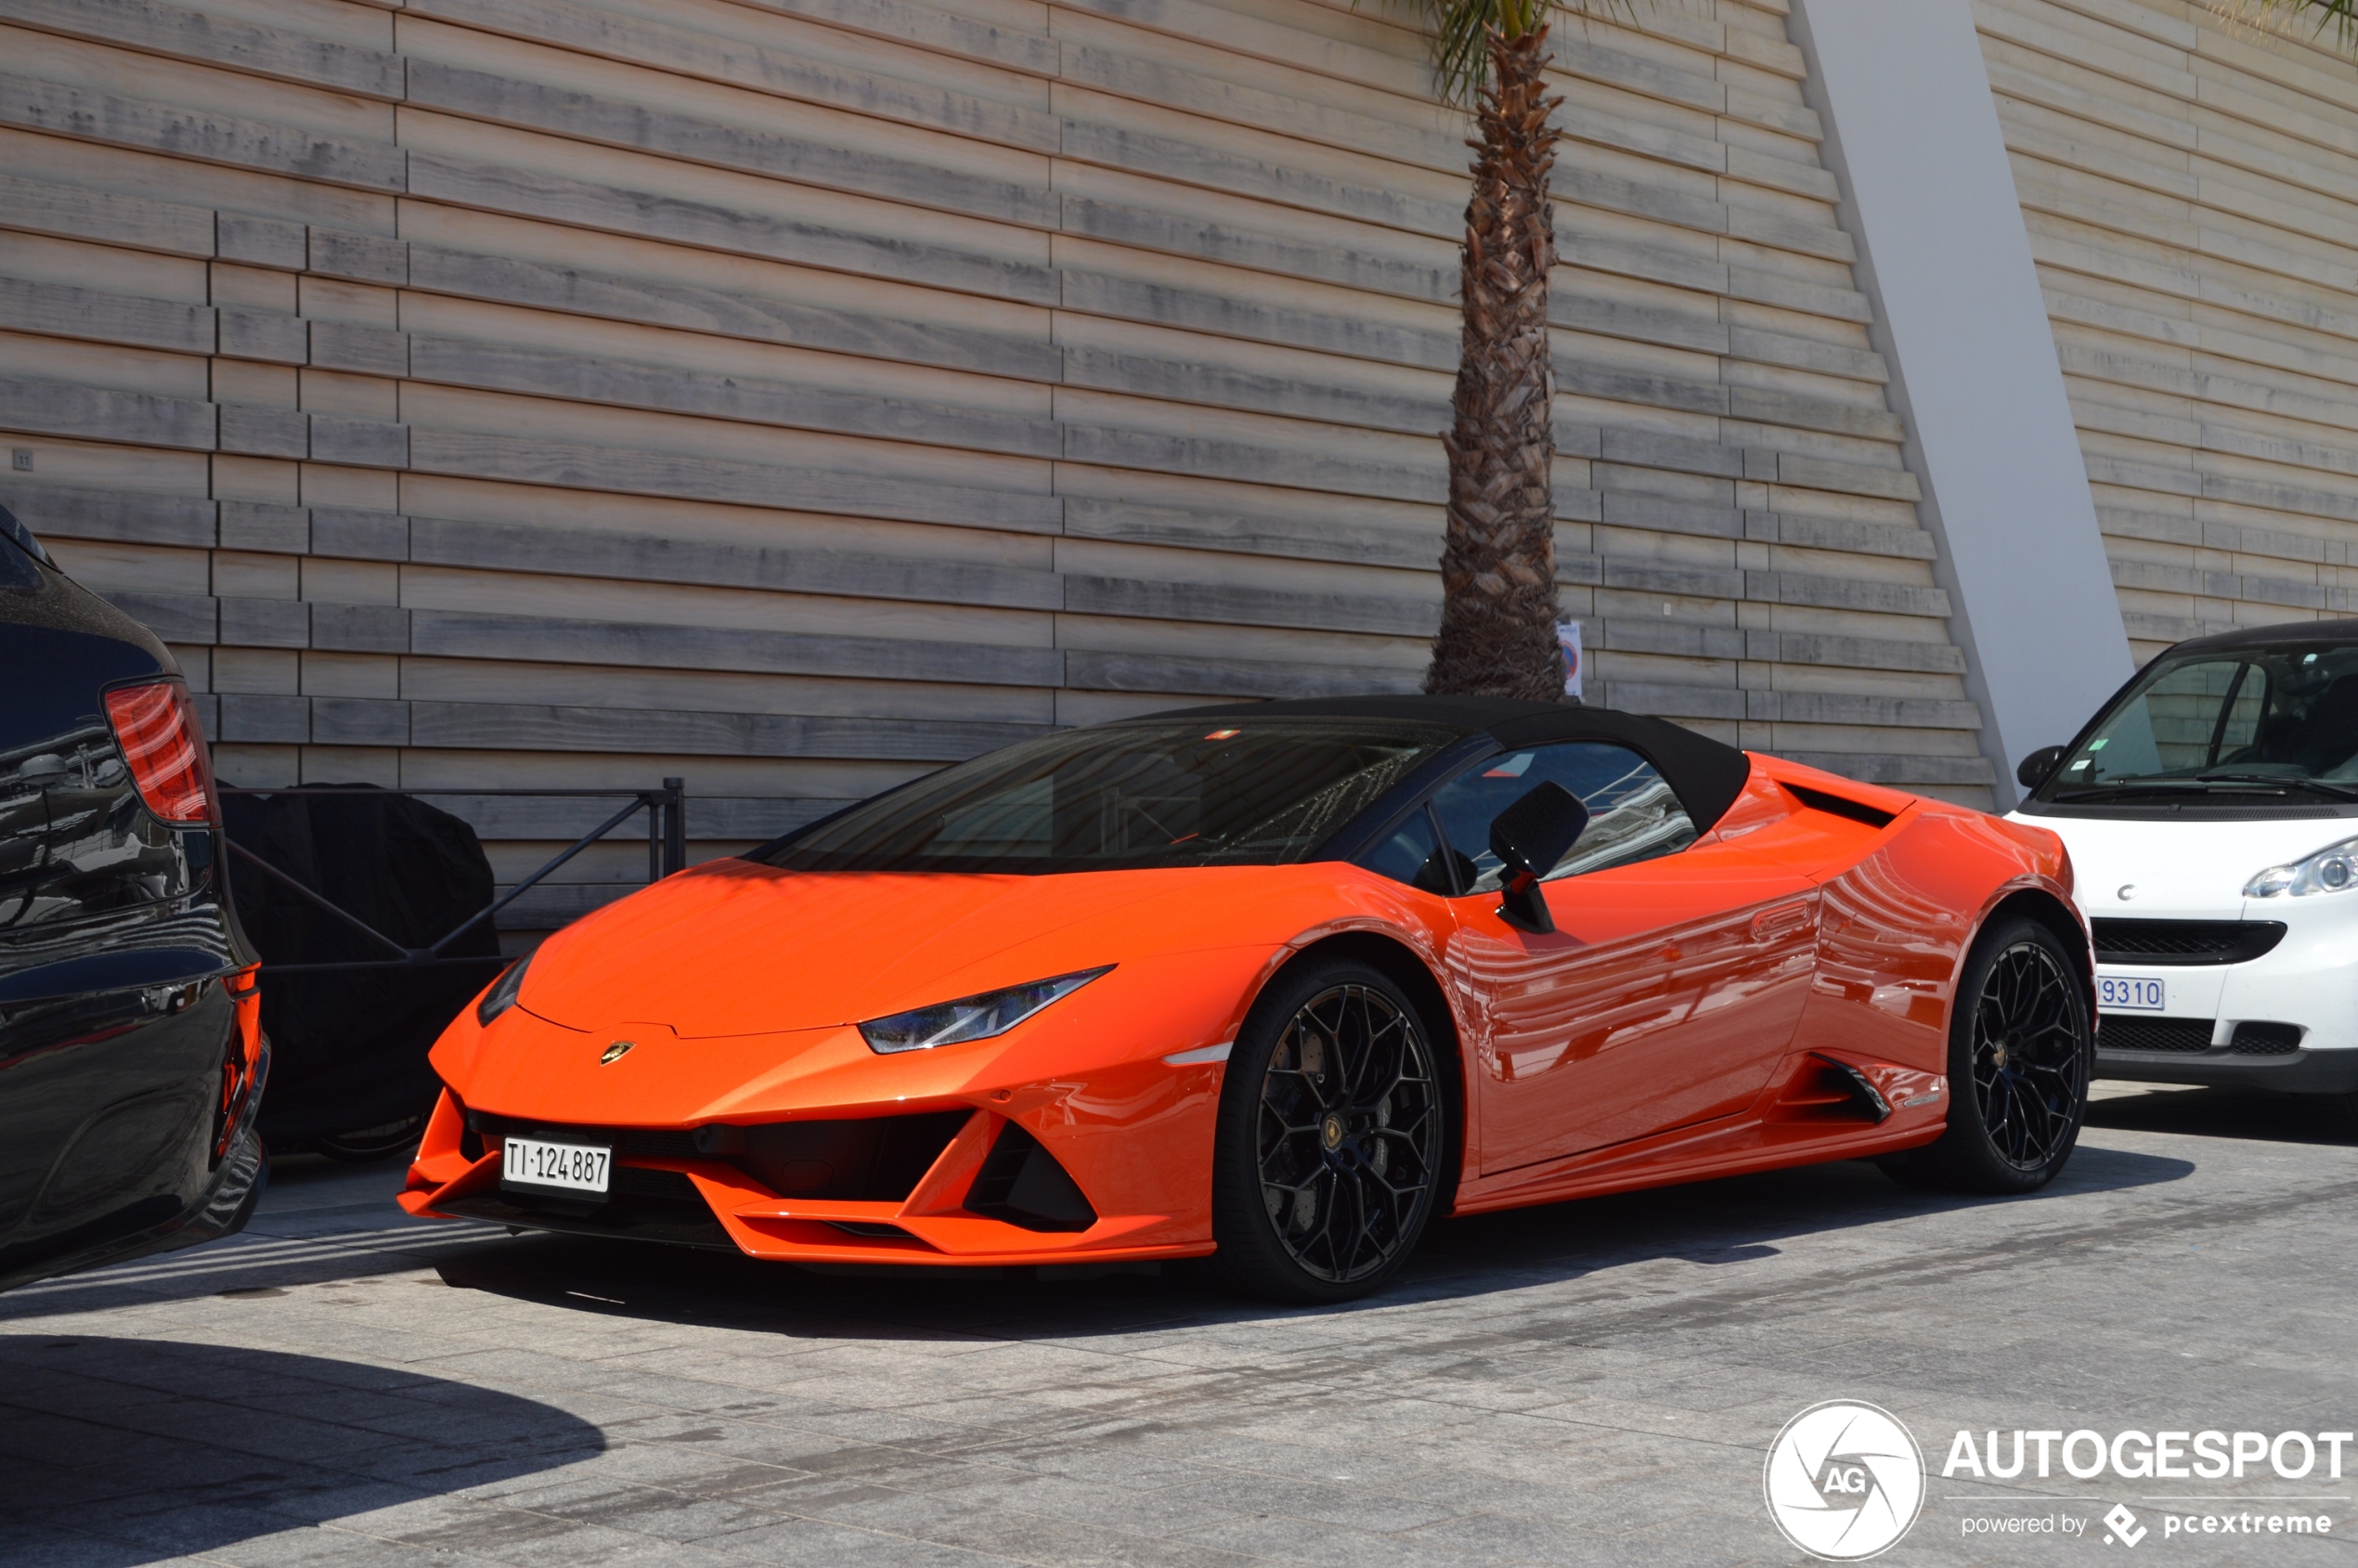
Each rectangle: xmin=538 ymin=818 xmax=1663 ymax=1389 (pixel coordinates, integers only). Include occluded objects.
xmin=2006 ymin=809 xmax=2358 ymax=920
xmin=515 ymin=858 xmax=1278 ymax=1038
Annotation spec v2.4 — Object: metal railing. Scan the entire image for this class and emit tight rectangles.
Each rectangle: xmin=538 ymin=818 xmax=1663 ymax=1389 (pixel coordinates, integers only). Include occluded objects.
xmin=217 ymin=779 xmax=686 ymax=977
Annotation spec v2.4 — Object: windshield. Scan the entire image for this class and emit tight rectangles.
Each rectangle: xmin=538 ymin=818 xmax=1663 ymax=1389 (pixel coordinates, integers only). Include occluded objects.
xmin=754 ymin=719 xmax=1457 ymax=874
xmin=2038 ymin=641 xmax=2358 ymax=801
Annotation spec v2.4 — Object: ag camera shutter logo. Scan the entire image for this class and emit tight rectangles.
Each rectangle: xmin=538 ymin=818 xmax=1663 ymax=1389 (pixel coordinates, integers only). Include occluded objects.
xmin=1765 ymin=1400 xmax=1927 ymax=1560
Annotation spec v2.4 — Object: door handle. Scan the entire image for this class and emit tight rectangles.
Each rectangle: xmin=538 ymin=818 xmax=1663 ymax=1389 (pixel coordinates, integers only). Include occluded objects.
xmin=1750 ymin=901 xmax=1813 ymax=941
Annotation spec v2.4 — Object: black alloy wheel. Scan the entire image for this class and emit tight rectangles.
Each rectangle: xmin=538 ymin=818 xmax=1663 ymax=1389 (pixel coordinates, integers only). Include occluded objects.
xmin=1211 ymin=960 xmax=1450 ymax=1302
xmin=1884 ymin=914 xmax=2091 ymax=1194
xmin=1970 ymin=940 xmax=2087 ymax=1170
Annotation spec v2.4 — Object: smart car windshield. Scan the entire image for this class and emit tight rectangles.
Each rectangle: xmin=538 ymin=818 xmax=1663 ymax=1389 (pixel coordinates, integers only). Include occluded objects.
xmin=2038 ymin=639 xmax=2358 ymax=802
xmin=754 ymin=719 xmax=1458 ymax=874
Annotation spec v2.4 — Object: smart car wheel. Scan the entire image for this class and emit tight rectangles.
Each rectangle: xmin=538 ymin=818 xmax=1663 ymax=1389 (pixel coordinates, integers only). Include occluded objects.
xmin=1211 ymin=960 xmax=1446 ymax=1302
xmin=1884 ymin=915 xmax=2090 ymax=1194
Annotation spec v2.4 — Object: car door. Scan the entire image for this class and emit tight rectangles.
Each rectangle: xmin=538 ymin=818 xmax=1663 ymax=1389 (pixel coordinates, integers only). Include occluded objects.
xmin=1432 ymin=743 xmax=1820 ymax=1174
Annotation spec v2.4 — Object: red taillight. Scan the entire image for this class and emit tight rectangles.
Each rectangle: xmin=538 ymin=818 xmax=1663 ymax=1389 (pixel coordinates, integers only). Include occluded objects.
xmin=103 ymin=679 xmax=215 ymax=823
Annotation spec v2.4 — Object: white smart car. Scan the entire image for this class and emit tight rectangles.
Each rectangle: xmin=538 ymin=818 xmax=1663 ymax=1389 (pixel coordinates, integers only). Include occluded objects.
xmin=2010 ymin=619 xmax=2358 ymax=1100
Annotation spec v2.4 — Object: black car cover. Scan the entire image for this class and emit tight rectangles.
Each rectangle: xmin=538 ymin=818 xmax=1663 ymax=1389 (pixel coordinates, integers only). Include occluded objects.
xmin=223 ymin=785 xmax=501 ymax=1147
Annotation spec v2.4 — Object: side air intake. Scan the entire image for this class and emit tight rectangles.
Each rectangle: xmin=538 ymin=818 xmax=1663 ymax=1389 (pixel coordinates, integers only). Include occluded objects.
xmin=1784 ymin=783 xmax=1897 ymax=829
xmin=964 ymin=1123 xmax=1096 ymax=1233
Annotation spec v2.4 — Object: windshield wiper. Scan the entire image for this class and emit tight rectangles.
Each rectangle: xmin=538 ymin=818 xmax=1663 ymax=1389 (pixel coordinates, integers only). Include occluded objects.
xmin=2049 ymin=781 xmax=2216 ymax=801
xmin=2196 ymin=771 xmax=2358 ymax=801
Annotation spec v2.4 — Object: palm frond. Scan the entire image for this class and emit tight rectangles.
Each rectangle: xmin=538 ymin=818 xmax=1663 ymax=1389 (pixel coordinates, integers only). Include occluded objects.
xmin=1380 ymin=0 xmax=1637 ymax=105
xmin=2214 ymin=0 xmax=2358 ymax=49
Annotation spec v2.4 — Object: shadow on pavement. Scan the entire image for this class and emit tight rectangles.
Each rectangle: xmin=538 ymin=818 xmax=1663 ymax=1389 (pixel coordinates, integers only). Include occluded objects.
xmin=428 ymin=1141 xmax=2196 ymax=1343
xmin=0 ymin=1334 xmax=604 ymax=1565
xmin=2087 ymin=1083 xmax=2358 ymax=1146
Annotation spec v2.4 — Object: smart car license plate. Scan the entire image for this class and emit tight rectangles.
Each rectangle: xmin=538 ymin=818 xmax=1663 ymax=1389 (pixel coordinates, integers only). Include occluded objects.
xmin=501 ymin=1137 xmax=611 ymax=1195
xmin=2097 ymin=975 xmax=2166 ymax=1012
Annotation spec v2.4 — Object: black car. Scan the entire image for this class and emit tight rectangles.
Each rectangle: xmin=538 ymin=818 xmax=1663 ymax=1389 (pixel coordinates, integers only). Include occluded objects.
xmin=0 ymin=502 xmax=266 ymax=1290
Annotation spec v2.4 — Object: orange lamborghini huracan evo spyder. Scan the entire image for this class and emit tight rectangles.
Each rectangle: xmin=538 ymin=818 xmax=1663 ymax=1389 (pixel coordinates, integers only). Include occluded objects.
xmin=403 ymin=696 xmax=2094 ymax=1302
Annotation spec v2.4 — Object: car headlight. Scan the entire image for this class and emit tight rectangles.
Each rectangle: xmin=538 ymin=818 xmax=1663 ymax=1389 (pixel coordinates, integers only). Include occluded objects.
xmin=859 ymin=966 xmax=1111 ymax=1055
xmin=2245 ymin=836 xmax=2358 ymax=898
xmin=476 ymin=953 xmax=533 ymax=1026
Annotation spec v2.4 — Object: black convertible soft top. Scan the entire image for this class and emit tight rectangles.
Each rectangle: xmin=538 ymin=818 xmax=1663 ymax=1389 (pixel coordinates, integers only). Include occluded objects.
xmin=1164 ymin=695 xmax=1755 ymax=835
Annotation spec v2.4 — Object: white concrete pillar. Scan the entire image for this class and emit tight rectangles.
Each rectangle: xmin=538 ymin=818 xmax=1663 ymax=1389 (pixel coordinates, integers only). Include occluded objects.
xmin=1788 ymin=0 xmax=2133 ymax=808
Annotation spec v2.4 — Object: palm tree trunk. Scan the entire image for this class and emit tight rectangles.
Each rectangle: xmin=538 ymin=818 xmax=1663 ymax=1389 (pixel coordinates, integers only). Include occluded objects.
xmin=1423 ymin=26 xmax=1565 ymax=701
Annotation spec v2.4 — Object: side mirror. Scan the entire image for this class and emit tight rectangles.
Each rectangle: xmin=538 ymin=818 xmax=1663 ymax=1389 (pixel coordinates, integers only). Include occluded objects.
xmin=2016 ymin=745 xmax=2068 ymax=792
xmin=1489 ymin=782 xmax=1589 ymax=935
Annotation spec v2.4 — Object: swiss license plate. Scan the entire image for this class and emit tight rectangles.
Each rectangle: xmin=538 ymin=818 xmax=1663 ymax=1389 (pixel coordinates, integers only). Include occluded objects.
xmin=501 ymin=1136 xmax=611 ymax=1195
xmin=2097 ymin=975 xmax=2166 ymax=1012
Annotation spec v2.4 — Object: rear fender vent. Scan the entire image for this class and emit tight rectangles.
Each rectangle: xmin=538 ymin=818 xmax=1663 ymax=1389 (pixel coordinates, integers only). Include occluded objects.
xmin=965 ymin=1123 xmax=1096 ymax=1233
xmin=1771 ymin=1055 xmax=1892 ymax=1123
xmin=1784 ymin=784 xmax=1897 ymax=829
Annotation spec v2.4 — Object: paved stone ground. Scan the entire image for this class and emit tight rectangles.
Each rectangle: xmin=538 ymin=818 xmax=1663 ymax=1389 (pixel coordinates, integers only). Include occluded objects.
xmin=3 ymin=1083 xmax=2354 ymax=1568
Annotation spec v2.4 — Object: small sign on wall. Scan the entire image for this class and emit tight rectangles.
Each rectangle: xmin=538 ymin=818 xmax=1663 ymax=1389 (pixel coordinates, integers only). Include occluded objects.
xmin=1557 ymin=621 xmax=1584 ymax=700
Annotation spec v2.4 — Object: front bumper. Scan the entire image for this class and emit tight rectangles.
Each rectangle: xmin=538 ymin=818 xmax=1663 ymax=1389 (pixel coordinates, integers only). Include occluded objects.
xmin=404 ymin=942 xmax=1276 ymax=1265
xmin=2088 ymin=894 xmax=2358 ymax=1095
xmin=402 ymin=1087 xmax=1221 ymax=1266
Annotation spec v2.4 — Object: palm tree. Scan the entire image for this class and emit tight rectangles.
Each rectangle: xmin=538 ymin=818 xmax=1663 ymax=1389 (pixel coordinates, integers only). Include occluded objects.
xmin=1406 ymin=0 xmax=1617 ymax=701
xmin=1406 ymin=0 xmax=2347 ymax=701
xmin=2229 ymin=0 xmax=2358 ymax=43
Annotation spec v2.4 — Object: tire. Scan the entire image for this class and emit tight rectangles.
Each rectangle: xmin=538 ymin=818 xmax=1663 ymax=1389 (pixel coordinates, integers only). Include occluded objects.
xmin=1210 ymin=958 xmax=1454 ymax=1302
xmin=1882 ymin=914 xmax=2092 ymax=1194
xmin=315 ymin=1109 xmax=433 ymax=1163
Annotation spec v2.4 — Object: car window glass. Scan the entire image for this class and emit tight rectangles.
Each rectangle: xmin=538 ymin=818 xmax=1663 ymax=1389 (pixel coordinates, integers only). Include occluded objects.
xmin=2218 ymin=665 xmax=2267 ymax=758
xmin=0 ymin=529 xmax=38 ymax=590
xmin=1429 ymin=742 xmax=1695 ymax=893
xmin=2045 ymin=642 xmax=2358 ymax=794
xmin=1361 ymin=804 xmax=1458 ymax=895
xmin=2065 ymin=658 xmax=2250 ymax=783
xmin=759 ymin=719 xmax=1456 ymax=874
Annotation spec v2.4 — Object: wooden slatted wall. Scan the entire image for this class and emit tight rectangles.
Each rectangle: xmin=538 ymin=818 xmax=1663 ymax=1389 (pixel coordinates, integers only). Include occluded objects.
xmin=0 ymin=0 xmax=1992 ymax=928
xmin=1980 ymin=0 xmax=2358 ymax=664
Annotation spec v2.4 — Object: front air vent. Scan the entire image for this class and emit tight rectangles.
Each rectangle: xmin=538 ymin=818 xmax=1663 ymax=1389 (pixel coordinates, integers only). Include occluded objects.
xmin=470 ymin=1114 xmax=701 ymax=1160
xmin=2230 ymin=1022 xmax=2304 ymax=1055
xmin=1783 ymin=784 xmax=1897 ymax=829
xmin=441 ymin=1168 xmax=733 ymax=1249
xmin=965 ymin=1123 xmax=1096 ymax=1233
xmin=2097 ymin=1017 xmax=2216 ymax=1053
xmin=2092 ymin=919 xmax=2287 ymax=967
xmin=468 ymin=1109 xmax=973 ymax=1203
xmin=734 ymin=1111 xmax=973 ymax=1202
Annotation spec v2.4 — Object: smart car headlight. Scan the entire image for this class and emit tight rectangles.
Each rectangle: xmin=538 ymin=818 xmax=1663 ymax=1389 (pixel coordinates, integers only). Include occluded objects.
xmin=476 ymin=953 xmax=533 ymax=1026
xmin=859 ymin=966 xmax=1111 ymax=1055
xmin=2244 ymin=835 xmax=2358 ymax=899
